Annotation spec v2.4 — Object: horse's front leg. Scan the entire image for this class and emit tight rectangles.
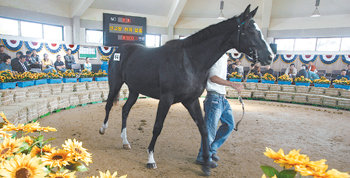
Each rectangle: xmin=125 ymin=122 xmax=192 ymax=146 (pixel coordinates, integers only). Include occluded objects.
xmin=120 ymin=91 xmax=139 ymax=149
xmin=147 ymin=96 xmax=173 ymax=169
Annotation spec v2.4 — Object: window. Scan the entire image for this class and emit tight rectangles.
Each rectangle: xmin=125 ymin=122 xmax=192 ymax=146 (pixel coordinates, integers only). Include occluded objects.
xmin=316 ymin=38 xmax=341 ymax=51
xmin=86 ymin=29 xmax=103 ymax=44
xmin=341 ymin=38 xmax=350 ymax=51
xmin=44 ymin=24 xmax=63 ymax=41
xmin=146 ymin=34 xmax=161 ymax=48
xmin=294 ymin=38 xmax=316 ymax=51
xmin=274 ymin=39 xmax=294 ymax=51
xmin=21 ymin=21 xmax=42 ymax=38
xmin=0 ymin=17 xmax=19 ymax=36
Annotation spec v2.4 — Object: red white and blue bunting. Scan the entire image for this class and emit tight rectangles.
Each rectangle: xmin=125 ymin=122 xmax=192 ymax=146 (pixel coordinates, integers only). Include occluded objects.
xmin=2 ymin=39 xmax=23 ymax=52
xmin=299 ymin=54 xmax=317 ymax=64
xmin=341 ymin=55 xmax=350 ymax=65
xmin=63 ymin=44 xmax=80 ymax=54
xmin=45 ymin=43 xmax=62 ymax=54
xmin=319 ymin=55 xmax=339 ymax=64
xmin=228 ymin=52 xmax=244 ymax=61
xmin=24 ymin=41 xmax=43 ymax=52
xmin=98 ymin=46 xmax=114 ymax=56
xmin=280 ymin=54 xmax=297 ymax=63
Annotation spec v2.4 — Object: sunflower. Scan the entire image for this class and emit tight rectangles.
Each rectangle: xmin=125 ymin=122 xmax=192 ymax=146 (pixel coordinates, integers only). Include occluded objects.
xmin=62 ymin=139 xmax=92 ymax=165
xmin=42 ymin=149 xmax=72 ymax=168
xmin=2 ymin=123 xmax=25 ymax=132
xmin=0 ymin=130 xmax=12 ymax=138
xmin=30 ymin=145 xmax=55 ymax=157
xmin=20 ymin=136 xmax=34 ymax=146
xmin=0 ymin=112 xmax=10 ymax=125
xmin=89 ymin=170 xmax=127 ymax=178
xmin=0 ymin=154 xmax=46 ymax=178
xmin=48 ymin=170 xmax=76 ymax=178
xmin=325 ymin=169 xmax=350 ymax=178
xmin=23 ymin=122 xmax=57 ymax=133
xmin=0 ymin=138 xmax=21 ymax=160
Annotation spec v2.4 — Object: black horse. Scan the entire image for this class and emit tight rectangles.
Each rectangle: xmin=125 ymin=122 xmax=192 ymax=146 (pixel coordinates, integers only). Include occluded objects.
xmin=99 ymin=5 xmax=273 ymax=176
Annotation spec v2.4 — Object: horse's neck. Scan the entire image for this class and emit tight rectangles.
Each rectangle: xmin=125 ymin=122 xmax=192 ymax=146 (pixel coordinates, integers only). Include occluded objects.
xmin=185 ymin=33 xmax=234 ymax=73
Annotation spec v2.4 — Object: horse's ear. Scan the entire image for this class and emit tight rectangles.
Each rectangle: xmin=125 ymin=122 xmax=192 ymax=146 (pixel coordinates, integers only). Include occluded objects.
xmin=249 ymin=7 xmax=258 ymax=18
xmin=243 ymin=4 xmax=251 ymax=17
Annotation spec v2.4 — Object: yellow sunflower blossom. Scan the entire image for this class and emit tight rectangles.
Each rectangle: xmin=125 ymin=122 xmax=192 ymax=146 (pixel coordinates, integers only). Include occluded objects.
xmin=261 ymin=174 xmax=277 ymax=178
xmin=30 ymin=144 xmax=55 ymax=157
xmin=2 ymin=122 xmax=57 ymax=133
xmin=0 ymin=138 xmax=21 ymax=160
xmin=20 ymin=136 xmax=34 ymax=146
xmin=89 ymin=170 xmax=127 ymax=178
xmin=264 ymin=147 xmax=285 ymax=160
xmin=325 ymin=169 xmax=350 ymax=178
xmin=49 ymin=170 xmax=76 ymax=178
xmin=62 ymin=139 xmax=92 ymax=165
xmin=42 ymin=149 xmax=72 ymax=168
xmin=0 ymin=154 xmax=46 ymax=177
xmin=0 ymin=130 xmax=12 ymax=138
xmin=0 ymin=112 xmax=10 ymax=125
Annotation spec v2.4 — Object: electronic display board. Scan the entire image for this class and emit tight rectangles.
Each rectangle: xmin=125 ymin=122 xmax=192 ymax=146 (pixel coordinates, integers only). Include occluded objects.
xmin=103 ymin=13 xmax=146 ymax=46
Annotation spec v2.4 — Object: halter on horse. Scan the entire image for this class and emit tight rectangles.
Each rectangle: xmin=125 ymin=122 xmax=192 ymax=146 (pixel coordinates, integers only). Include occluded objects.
xmin=99 ymin=5 xmax=273 ymax=176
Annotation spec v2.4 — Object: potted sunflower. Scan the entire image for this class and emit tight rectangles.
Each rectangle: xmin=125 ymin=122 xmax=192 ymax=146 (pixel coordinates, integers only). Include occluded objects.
xmin=47 ymin=70 xmax=62 ymax=84
xmin=313 ymin=76 xmax=331 ymax=88
xmin=294 ymin=76 xmax=312 ymax=86
xmin=277 ymin=74 xmax=293 ymax=85
xmin=62 ymin=70 xmax=78 ymax=83
xmin=16 ymin=72 xmax=35 ymax=88
xmin=0 ymin=70 xmax=17 ymax=89
xmin=246 ymin=73 xmax=260 ymax=83
xmin=333 ymin=77 xmax=350 ymax=90
xmin=94 ymin=70 xmax=108 ymax=81
xmin=79 ymin=69 xmax=94 ymax=82
xmin=33 ymin=72 xmax=48 ymax=85
xmin=262 ymin=73 xmax=275 ymax=84
xmin=228 ymin=72 xmax=242 ymax=82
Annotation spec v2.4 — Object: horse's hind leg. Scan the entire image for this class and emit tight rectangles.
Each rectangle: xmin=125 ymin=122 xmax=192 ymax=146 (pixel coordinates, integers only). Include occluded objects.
xmin=120 ymin=90 xmax=139 ymax=150
xmin=99 ymin=80 xmax=123 ymax=135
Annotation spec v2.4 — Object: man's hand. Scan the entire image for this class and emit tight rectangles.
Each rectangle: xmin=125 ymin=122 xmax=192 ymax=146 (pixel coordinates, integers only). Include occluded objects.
xmin=231 ymin=82 xmax=243 ymax=93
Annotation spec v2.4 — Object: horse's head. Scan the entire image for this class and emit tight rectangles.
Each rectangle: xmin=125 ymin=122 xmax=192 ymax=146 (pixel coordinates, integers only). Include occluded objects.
xmin=231 ymin=5 xmax=274 ymax=66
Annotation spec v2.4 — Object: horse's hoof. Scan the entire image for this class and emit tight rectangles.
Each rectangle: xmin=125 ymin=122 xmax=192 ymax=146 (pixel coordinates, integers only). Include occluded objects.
xmin=201 ymin=165 xmax=211 ymax=176
xmin=123 ymin=144 xmax=131 ymax=150
xmin=146 ymin=163 xmax=157 ymax=169
xmin=99 ymin=128 xmax=105 ymax=135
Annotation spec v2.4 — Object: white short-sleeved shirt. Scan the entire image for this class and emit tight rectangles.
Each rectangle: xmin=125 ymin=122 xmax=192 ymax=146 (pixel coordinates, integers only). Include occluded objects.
xmin=206 ymin=53 xmax=228 ymax=95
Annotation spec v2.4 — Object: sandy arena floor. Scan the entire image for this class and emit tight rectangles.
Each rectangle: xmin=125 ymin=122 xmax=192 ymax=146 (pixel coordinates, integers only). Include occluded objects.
xmin=39 ymin=98 xmax=350 ymax=178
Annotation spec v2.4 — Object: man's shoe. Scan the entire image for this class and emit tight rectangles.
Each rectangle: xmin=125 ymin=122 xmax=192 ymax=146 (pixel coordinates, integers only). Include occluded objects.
xmin=212 ymin=154 xmax=220 ymax=162
xmin=195 ymin=160 xmax=218 ymax=168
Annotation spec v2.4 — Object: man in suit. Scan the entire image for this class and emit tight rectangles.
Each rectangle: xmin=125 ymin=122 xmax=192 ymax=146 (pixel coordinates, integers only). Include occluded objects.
xmin=12 ymin=55 xmax=30 ymax=73
xmin=12 ymin=51 xmax=23 ymax=64
xmin=64 ymin=49 xmax=75 ymax=69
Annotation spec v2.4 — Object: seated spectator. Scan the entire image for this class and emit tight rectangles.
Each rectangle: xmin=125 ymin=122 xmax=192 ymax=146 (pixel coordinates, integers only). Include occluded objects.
xmin=0 ymin=55 xmax=12 ymax=71
xmin=0 ymin=45 xmax=9 ymax=63
xmin=42 ymin=53 xmax=55 ymax=73
xmin=12 ymin=51 xmax=23 ymax=64
xmin=30 ymin=50 xmax=42 ymax=69
xmin=336 ymin=69 xmax=350 ymax=80
xmin=12 ymin=55 xmax=30 ymax=73
xmin=64 ymin=49 xmax=75 ymax=69
xmin=25 ymin=51 xmax=32 ymax=64
xmin=308 ymin=61 xmax=317 ymax=73
xmin=54 ymin=54 xmax=66 ymax=72
xmin=297 ymin=64 xmax=309 ymax=78
xmin=285 ymin=63 xmax=297 ymax=78
xmin=346 ymin=64 xmax=350 ymax=76
xmin=264 ymin=65 xmax=274 ymax=75
xmin=84 ymin=57 xmax=92 ymax=72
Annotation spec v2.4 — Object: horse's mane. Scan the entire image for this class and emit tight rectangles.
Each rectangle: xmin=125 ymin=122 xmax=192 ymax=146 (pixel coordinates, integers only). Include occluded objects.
xmin=184 ymin=16 xmax=237 ymax=46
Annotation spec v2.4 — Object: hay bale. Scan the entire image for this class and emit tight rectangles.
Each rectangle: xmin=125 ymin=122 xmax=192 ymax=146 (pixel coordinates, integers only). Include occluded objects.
xmin=240 ymin=90 xmax=252 ymax=98
xmin=74 ymin=83 xmax=87 ymax=92
xmin=62 ymin=83 xmax=74 ymax=93
xmin=47 ymin=97 xmax=59 ymax=112
xmin=269 ymin=84 xmax=281 ymax=91
xmin=17 ymin=106 xmax=28 ymax=123
xmin=102 ymin=90 xmax=109 ymax=101
xmin=26 ymin=102 xmax=39 ymax=121
xmin=1 ymin=106 xmax=20 ymax=124
xmin=322 ymin=96 xmax=338 ymax=107
xmin=89 ymin=91 xmax=102 ymax=102
xmin=226 ymin=88 xmax=238 ymax=98
xmin=265 ymin=92 xmax=278 ymax=101
xmin=252 ymin=90 xmax=265 ymax=99
xmin=257 ymin=83 xmax=269 ymax=91
xmin=339 ymin=90 xmax=350 ymax=99
xmin=40 ymin=86 xmax=51 ymax=98
xmin=26 ymin=86 xmax=41 ymax=99
xmin=244 ymin=83 xmax=257 ymax=90
xmin=279 ymin=92 xmax=294 ymax=102
xmin=49 ymin=84 xmax=62 ymax=95
xmin=36 ymin=99 xmax=49 ymax=117
xmin=324 ymin=88 xmax=340 ymax=97
xmin=69 ymin=94 xmax=79 ymax=106
xmin=14 ymin=88 xmax=28 ymax=102
xmin=98 ymin=81 xmax=108 ymax=90
xmin=309 ymin=87 xmax=325 ymax=95
xmin=281 ymin=85 xmax=295 ymax=93
xmin=293 ymin=94 xmax=307 ymax=103
xmin=86 ymin=82 xmax=99 ymax=91
xmin=337 ymin=98 xmax=350 ymax=109
xmin=1 ymin=90 xmax=15 ymax=105
xmin=295 ymin=86 xmax=309 ymax=93
xmin=0 ymin=92 xmax=2 ymax=105
xmin=57 ymin=95 xmax=70 ymax=109
xmin=307 ymin=95 xmax=323 ymax=105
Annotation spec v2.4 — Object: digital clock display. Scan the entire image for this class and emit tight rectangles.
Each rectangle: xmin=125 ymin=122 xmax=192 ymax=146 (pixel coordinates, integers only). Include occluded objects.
xmin=103 ymin=13 xmax=146 ymax=46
